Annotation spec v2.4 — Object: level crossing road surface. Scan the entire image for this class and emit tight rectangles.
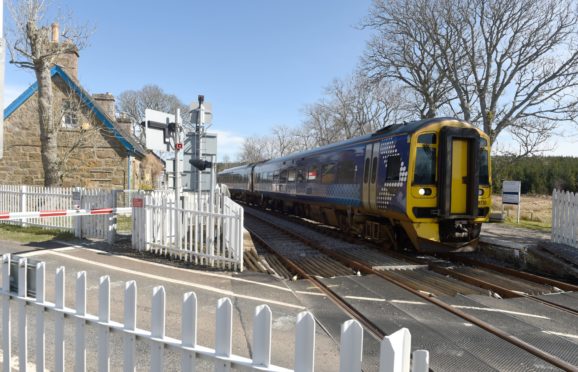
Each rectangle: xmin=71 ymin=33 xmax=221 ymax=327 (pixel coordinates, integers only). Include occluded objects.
xmin=0 ymin=239 xmax=341 ymax=371
xmin=1 ymin=238 xmax=577 ymax=371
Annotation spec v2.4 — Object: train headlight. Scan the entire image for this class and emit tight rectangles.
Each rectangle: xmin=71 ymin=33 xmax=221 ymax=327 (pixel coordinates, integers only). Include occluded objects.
xmin=478 ymin=188 xmax=484 ymax=196
xmin=418 ymin=188 xmax=432 ymax=196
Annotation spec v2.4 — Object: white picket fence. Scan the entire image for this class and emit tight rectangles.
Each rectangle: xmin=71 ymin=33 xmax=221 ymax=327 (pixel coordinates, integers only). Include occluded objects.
xmin=1 ymin=255 xmax=429 ymax=371
xmin=132 ymin=190 xmax=244 ymax=271
xmin=552 ymin=189 xmax=578 ymax=248
xmin=0 ymin=185 xmax=125 ymax=242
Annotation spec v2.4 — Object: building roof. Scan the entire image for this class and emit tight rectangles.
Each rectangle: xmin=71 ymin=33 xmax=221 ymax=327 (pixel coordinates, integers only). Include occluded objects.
xmin=3 ymin=65 xmax=146 ymax=157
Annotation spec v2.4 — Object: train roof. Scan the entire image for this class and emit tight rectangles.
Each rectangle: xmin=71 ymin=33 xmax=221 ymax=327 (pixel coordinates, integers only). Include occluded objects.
xmin=259 ymin=117 xmax=466 ymax=165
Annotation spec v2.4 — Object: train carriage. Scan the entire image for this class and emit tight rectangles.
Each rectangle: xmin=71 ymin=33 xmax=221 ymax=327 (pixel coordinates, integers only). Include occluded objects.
xmin=219 ymin=118 xmax=491 ymax=252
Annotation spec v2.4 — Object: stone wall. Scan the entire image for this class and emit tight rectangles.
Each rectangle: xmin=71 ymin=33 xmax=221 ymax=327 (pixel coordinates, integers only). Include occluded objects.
xmin=0 ymin=75 xmax=136 ymax=189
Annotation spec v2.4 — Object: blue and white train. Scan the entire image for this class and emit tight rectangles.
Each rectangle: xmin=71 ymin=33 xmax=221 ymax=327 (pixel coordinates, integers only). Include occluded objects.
xmin=218 ymin=118 xmax=492 ymax=252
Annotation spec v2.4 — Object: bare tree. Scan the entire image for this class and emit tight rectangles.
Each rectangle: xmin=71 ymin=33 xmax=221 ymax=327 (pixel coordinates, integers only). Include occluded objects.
xmin=238 ymin=136 xmax=270 ymax=163
xmin=362 ymin=0 xmax=454 ymax=118
xmin=303 ymin=74 xmax=411 ymax=147
xmin=364 ymin=0 xmax=578 ymax=153
xmin=7 ymin=0 xmax=91 ymax=186
xmin=117 ymin=85 xmax=188 ymax=142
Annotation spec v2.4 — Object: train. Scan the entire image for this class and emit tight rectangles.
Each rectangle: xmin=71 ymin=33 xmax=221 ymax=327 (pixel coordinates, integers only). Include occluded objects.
xmin=218 ymin=117 xmax=491 ymax=252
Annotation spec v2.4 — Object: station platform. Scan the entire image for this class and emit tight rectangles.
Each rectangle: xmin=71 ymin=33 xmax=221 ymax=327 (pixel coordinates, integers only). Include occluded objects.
xmin=479 ymin=222 xmax=578 ymax=282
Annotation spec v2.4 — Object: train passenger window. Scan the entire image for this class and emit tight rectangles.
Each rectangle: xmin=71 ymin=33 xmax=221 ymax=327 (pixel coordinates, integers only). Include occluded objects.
xmin=338 ymin=160 xmax=356 ymax=184
xmin=296 ymin=168 xmax=305 ymax=183
xmin=321 ymin=163 xmax=336 ymax=184
xmin=288 ymin=168 xmax=296 ymax=182
xmin=363 ymin=158 xmax=370 ymax=183
xmin=414 ymin=147 xmax=436 ymax=184
xmin=280 ymin=170 xmax=288 ymax=183
xmin=418 ymin=133 xmax=436 ymax=144
xmin=307 ymin=165 xmax=318 ymax=181
xmin=385 ymin=155 xmax=401 ymax=181
xmin=371 ymin=157 xmax=378 ymax=183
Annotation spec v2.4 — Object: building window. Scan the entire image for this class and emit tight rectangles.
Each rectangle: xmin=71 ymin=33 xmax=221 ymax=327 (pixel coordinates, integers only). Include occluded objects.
xmin=61 ymin=100 xmax=79 ymax=128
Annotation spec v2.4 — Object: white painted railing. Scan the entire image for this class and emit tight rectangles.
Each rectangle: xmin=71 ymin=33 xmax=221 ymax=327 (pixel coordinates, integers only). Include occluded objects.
xmin=0 ymin=185 xmax=131 ymax=242
xmin=0 ymin=255 xmax=429 ymax=371
xmin=552 ymin=189 xmax=578 ymax=248
xmin=132 ymin=190 xmax=244 ymax=271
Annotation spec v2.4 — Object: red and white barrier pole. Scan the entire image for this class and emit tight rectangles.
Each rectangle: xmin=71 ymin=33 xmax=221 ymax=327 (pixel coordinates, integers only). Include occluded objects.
xmin=0 ymin=207 xmax=132 ymax=221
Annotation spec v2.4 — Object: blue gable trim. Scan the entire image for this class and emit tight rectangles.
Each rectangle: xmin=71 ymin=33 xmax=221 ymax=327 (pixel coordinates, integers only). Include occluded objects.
xmin=4 ymin=81 xmax=39 ymax=119
xmin=3 ymin=66 xmax=137 ymax=155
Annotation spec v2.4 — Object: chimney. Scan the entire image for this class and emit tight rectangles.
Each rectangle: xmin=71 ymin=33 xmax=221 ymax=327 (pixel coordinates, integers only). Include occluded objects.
xmin=92 ymin=93 xmax=115 ymax=119
xmin=51 ymin=22 xmax=79 ymax=80
xmin=51 ymin=23 xmax=59 ymax=43
xmin=116 ymin=113 xmax=133 ymax=136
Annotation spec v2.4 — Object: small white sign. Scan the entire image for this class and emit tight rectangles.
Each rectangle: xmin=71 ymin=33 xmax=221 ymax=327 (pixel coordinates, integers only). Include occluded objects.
xmin=502 ymin=180 xmax=521 ymax=205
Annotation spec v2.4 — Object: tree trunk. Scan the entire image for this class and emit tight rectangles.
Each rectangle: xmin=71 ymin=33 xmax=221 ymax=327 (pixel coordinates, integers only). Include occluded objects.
xmin=35 ymin=62 xmax=61 ymax=186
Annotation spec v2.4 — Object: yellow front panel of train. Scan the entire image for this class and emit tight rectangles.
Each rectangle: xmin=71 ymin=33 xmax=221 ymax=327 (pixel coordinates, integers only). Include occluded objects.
xmin=451 ymin=139 xmax=468 ymax=214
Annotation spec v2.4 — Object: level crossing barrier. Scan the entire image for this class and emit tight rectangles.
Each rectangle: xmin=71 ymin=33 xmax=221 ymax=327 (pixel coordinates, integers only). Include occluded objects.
xmin=0 ymin=254 xmax=430 ymax=371
xmin=0 ymin=185 xmax=134 ymax=242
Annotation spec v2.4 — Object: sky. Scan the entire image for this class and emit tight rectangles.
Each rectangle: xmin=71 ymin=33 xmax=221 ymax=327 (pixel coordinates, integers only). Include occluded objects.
xmin=3 ymin=0 xmax=577 ymax=160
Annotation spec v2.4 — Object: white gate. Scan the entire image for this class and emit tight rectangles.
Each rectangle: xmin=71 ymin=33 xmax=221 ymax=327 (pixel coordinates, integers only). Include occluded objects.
xmin=132 ymin=190 xmax=244 ymax=271
xmin=552 ymin=189 xmax=578 ymax=248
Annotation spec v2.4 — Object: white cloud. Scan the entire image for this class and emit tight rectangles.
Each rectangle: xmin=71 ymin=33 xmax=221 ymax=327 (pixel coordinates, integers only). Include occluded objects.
xmin=212 ymin=129 xmax=245 ymax=162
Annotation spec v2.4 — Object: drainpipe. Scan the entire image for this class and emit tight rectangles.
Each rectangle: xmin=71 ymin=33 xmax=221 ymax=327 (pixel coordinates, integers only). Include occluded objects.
xmin=127 ymin=155 xmax=132 ymax=190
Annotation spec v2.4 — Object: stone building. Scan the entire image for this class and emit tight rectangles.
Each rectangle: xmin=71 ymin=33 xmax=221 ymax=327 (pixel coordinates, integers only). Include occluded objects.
xmin=0 ymin=34 xmax=163 ymax=189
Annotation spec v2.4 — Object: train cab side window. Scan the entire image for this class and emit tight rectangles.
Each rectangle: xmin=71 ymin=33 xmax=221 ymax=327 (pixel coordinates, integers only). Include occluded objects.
xmin=321 ymin=163 xmax=336 ymax=184
xmin=414 ymin=147 xmax=436 ymax=184
xmin=337 ymin=160 xmax=356 ymax=184
xmin=386 ymin=155 xmax=401 ymax=181
xmin=418 ymin=133 xmax=436 ymax=144
xmin=363 ymin=158 xmax=370 ymax=183
xmin=307 ymin=165 xmax=318 ymax=182
xmin=479 ymin=139 xmax=489 ymax=185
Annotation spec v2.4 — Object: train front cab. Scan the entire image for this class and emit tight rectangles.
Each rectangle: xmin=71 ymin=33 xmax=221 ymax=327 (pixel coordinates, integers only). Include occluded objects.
xmin=408 ymin=120 xmax=491 ymax=252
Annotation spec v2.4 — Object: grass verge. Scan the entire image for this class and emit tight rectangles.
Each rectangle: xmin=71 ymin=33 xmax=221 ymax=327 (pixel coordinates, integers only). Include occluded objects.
xmin=0 ymin=224 xmax=74 ymax=243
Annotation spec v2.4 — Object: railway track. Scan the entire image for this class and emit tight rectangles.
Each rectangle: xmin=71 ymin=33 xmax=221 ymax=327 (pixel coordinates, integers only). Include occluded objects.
xmin=243 ymin=206 xmax=578 ymax=371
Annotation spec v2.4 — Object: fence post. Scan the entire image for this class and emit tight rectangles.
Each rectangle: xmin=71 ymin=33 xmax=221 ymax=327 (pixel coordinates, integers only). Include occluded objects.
xmin=339 ymin=320 xmax=363 ymax=372
xmin=294 ymin=311 xmax=315 ymax=372
xmin=36 ymin=262 xmax=46 ymax=371
xmin=124 ymin=281 xmax=137 ymax=372
xmin=411 ymin=350 xmax=429 ymax=372
xmin=75 ymin=187 xmax=83 ymax=238
xmin=253 ymin=305 xmax=272 ymax=368
xmin=18 ymin=258 xmax=28 ymax=370
xmin=55 ymin=266 xmax=66 ymax=372
xmin=215 ymin=297 xmax=233 ymax=372
xmin=2 ymin=254 xmax=11 ymax=372
xmin=380 ymin=328 xmax=411 ymax=372
xmin=76 ymin=271 xmax=87 ymax=371
xmin=99 ymin=276 xmax=111 ymax=371
xmin=151 ymin=286 xmax=166 ymax=370
xmin=182 ymin=292 xmax=198 ymax=370
xmin=108 ymin=190 xmax=119 ymax=244
xmin=20 ymin=185 xmax=27 ymax=227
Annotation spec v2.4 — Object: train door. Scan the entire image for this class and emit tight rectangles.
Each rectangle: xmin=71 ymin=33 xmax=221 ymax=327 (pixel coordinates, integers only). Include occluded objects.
xmin=438 ymin=127 xmax=480 ymax=217
xmin=362 ymin=142 xmax=380 ymax=209
xmin=450 ymin=139 xmax=468 ymax=214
